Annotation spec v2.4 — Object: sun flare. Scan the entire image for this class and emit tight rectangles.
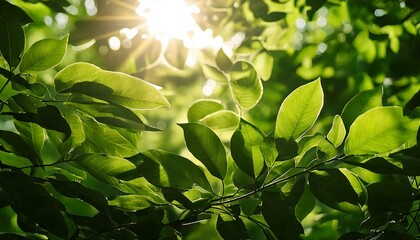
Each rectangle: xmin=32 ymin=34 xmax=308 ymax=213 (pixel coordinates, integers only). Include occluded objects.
xmin=136 ymin=0 xmax=222 ymax=49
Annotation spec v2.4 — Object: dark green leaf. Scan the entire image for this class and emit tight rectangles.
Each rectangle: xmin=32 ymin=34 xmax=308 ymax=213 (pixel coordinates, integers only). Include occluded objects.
xmin=0 ymin=171 xmax=68 ymax=238
xmin=0 ymin=233 xmax=32 ymax=240
xmin=261 ymin=191 xmax=304 ymax=240
xmin=0 ymin=19 xmax=24 ymax=70
xmin=161 ymin=188 xmax=194 ymax=209
xmin=308 ymin=169 xmax=364 ymax=213
xmin=0 ymin=130 xmax=42 ymax=166
xmin=230 ymin=119 xmax=266 ymax=179
xmin=0 ymin=1 xmax=32 ymax=26
xmin=179 ymin=123 xmax=227 ymax=179
xmin=48 ymin=178 xmax=109 ymax=214
xmin=216 ymin=215 xmax=249 ymax=240
xmin=131 ymin=208 xmax=164 ymax=240
xmin=261 ymin=12 xmax=287 ymax=22
xmin=136 ymin=150 xmax=212 ymax=191
xmin=366 ymin=181 xmax=414 ymax=215
xmin=275 ymin=137 xmax=299 ymax=160
xmin=14 ymin=121 xmax=45 ymax=157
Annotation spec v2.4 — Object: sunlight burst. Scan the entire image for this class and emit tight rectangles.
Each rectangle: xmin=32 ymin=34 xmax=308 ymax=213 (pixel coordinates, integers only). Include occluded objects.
xmin=136 ymin=0 xmax=222 ymax=49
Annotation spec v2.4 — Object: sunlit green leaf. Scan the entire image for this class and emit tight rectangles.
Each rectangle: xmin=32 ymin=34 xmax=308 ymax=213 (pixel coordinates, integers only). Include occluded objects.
xmin=136 ymin=150 xmax=212 ymax=191
xmin=341 ymin=87 xmax=382 ymax=129
xmin=55 ymin=63 xmax=169 ymax=109
xmin=252 ymin=50 xmax=273 ymax=80
xmin=215 ymin=48 xmax=232 ymax=72
xmin=345 ymin=106 xmax=420 ymax=155
xmin=187 ymin=99 xmax=224 ymax=122
xmin=202 ymin=64 xmax=227 ymax=83
xmin=230 ymin=119 xmax=266 ymax=179
xmin=68 ymin=95 xmax=157 ymax=131
xmin=108 ymin=195 xmax=151 ymax=211
xmin=19 ymin=34 xmax=68 ymax=73
xmin=229 ymin=61 xmax=262 ymax=110
xmin=75 ymin=153 xmax=137 ymax=185
xmin=179 ymin=123 xmax=227 ymax=179
xmin=199 ymin=110 xmax=239 ymax=130
xmin=327 ymin=115 xmax=346 ymax=147
xmin=275 ymin=78 xmax=323 ymax=140
xmin=164 ymin=38 xmax=188 ymax=69
xmin=75 ymin=116 xmax=138 ymax=157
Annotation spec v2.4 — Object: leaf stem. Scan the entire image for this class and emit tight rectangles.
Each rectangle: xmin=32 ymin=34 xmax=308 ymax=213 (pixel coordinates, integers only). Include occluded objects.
xmin=212 ymin=158 xmax=336 ymax=205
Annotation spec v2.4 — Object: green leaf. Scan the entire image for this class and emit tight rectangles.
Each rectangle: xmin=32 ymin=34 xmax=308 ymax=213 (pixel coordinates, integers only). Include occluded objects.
xmin=75 ymin=153 xmax=137 ymax=185
xmin=14 ymin=121 xmax=45 ymax=158
xmin=327 ymin=115 xmax=346 ymax=147
xmin=108 ymin=195 xmax=152 ymax=211
xmin=0 ymin=1 xmax=32 ymax=26
xmin=252 ymin=50 xmax=273 ymax=80
xmin=0 ymin=171 xmax=68 ymax=238
xmin=0 ymin=18 xmax=24 ymax=69
xmin=179 ymin=123 xmax=227 ymax=179
xmin=187 ymin=99 xmax=224 ymax=122
xmin=75 ymin=116 xmax=138 ymax=157
xmin=262 ymin=191 xmax=304 ymax=240
xmin=295 ymin=183 xmax=316 ymax=221
xmin=68 ymin=95 xmax=157 ymax=131
xmin=345 ymin=106 xmax=420 ymax=155
xmin=341 ymin=87 xmax=382 ymax=129
xmin=202 ymin=64 xmax=227 ymax=83
xmin=0 ymin=130 xmax=42 ymax=166
xmin=230 ymin=119 xmax=266 ymax=179
xmin=216 ymin=215 xmax=249 ymax=240
xmin=275 ymin=137 xmax=299 ymax=160
xmin=215 ymin=48 xmax=233 ymax=72
xmin=55 ymin=63 xmax=169 ymax=109
xmin=164 ymin=38 xmax=188 ymax=69
xmin=229 ymin=61 xmax=263 ymax=110
xmin=48 ymin=178 xmax=109 ymax=214
xmin=366 ymin=181 xmax=414 ymax=215
xmin=275 ymin=78 xmax=324 ymax=140
xmin=199 ymin=110 xmax=240 ymax=130
xmin=136 ymin=149 xmax=212 ymax=191
xmin=308 ymin=169 xmax=363 ymax=213
xmin=0 ymin=150 xmax=31 ymax=168
xmin=19 ymin=35 xmax=68 ymax=73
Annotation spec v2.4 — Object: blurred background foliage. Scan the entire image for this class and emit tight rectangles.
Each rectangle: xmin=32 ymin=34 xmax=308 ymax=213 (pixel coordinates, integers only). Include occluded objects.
xmin=1 ymin=0 xmax=420 ymax=238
